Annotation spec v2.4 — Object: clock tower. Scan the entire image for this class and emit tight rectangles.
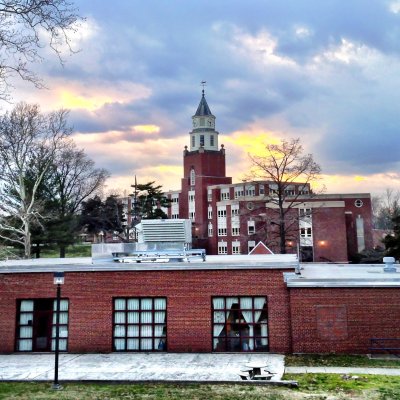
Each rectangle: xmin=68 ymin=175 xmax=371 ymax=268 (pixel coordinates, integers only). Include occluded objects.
xmin=180 ymin=88 xmax=232 ymax=251
xmin=189 ymin=89 xmax=218 ymax=151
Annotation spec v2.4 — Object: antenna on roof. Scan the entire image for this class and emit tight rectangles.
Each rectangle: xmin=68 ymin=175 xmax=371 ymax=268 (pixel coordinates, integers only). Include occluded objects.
xmin=200 ymin=80 xmax=207 ymax=95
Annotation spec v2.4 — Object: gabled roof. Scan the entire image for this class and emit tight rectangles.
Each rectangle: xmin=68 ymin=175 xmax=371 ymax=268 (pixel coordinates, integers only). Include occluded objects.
xmin=249 ymin=241 xmax=274 ymax=255
xmin=194 ymin=91 xmax=213 ymax=116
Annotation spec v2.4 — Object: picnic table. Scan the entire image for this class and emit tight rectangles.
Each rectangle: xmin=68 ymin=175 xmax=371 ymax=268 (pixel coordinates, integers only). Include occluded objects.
xmin=239 ymin=362 xmax=274 ymax=380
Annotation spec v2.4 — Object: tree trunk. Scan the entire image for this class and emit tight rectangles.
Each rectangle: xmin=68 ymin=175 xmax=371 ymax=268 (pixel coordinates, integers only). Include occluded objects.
xmin=34 ymin=244 xmax=41 ymax=258
xmin=24 ymin=226 xmax=31 ymax=259
xmin=59 ymin=245 xmax=66 ymax=258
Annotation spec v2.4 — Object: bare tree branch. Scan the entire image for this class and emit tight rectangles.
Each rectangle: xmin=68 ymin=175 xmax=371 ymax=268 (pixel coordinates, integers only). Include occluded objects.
xmin=0 ymin=0 xmax=83 ymax=101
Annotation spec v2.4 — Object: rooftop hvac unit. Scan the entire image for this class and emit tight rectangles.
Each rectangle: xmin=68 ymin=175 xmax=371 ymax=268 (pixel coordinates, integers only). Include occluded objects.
xmin=136 ymin=219 xmax=192 ymax=245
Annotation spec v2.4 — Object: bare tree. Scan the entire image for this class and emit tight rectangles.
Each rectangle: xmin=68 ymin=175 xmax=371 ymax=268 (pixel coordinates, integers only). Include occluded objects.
xmin=0 ymin=102 xmax=70 ymax=258
xmin=372 ymin=189 xmax=400 ymax=230
xmin=41 ymin=139 xmax=109 ymax=257
xmin=0 ymin=0 xmax=82 ymax=100
xmin=248 ymin=138 xmax=322 ymax=254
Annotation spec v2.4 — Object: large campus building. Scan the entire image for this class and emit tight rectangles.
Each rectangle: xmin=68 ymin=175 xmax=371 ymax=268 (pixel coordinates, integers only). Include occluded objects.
xmin=160 ymin=90 xmax=373 ymax=262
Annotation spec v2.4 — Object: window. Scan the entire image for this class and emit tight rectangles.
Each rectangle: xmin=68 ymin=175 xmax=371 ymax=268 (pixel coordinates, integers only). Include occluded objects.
xmin=232 ymin=241 xmax=241 ymax=254
xmin=355 ymin=199 xmax=363 ymax=208
xmin=191 ymin=135 xmax=195 ymax=148
xmin=200 ymin=117 xmax=205 ymax=126
xmin=171 ymin=213 xmax=179 ymax=219
xmin=113 ymin=297 xmax=167 ymax=352
xmin=248 ymin=241 xmax=255 ymax=253
xmin=356 ymin=215 xmax=365 ymax=252
xmin=298 ymin=185 xmax=309 ymax=195
xmin=189 ymin=211 xmax=196 ymax=220
xmin=200 ymin=135 xmax=205 ymax=147
xmin=218 ymin=227 xmax=227 ymax=236
xmin=300 ymin=227 xmax=312 ymax=237
xmin=232 ymin=226 xmax=240 ymax=236
xmin=208 ymin=206 xmax=213 ymax=219
xmin=188 ymin=191 xmax=195 ymax=202
xmin=259 ymin=185 xmax=265 ymax=195
xmin=299 ymin=208 xmax=312 ymax=218
xmin=245 ymin=185 xmax=255 ymax=197
xmin=190 ymin=169 xmax=195 ymax=186
xmin=269 ymin=184 xmax=278 ymax=196
xmin=284 ymin=186 xmax=295 ymax=196
xmin=16 ymin=299 xmax=69 ymax=352
xmin=218 ymin=242 xmax=227 ymax=254
xmin=208 ymin=189 xmax=212 ymax=202
xmin=248 ymin=220 xmax=255 ymax=235
xmin=217 ymin=207 xmax=227 ymax=218
xmin=210 ymin=135 xmax=214 ymax=147
xmin=221 ymin=188 xmax=230 ymax=201
xmin=234 ymin=186 xmax=244 ymax=199
xmin=231 ymin=204 xmax=239 ymax=216
xmin=172 ymin=197 xmax=179 ymax=204
xmin=208 ymin=223 xmax=213 ymax=237
xmin=212 ymin=296 xmax=269 ymax=352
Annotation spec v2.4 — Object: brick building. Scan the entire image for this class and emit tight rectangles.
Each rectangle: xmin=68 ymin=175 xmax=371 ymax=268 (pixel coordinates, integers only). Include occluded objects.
xmin=0 ymin=256 xmax=399 ymax=354
xmin=161 ymin=90 xmax=374 ymax=262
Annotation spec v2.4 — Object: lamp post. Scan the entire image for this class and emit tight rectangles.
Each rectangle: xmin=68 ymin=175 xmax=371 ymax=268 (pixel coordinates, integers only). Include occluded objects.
xmin=52 ymin=272 xmax=64 ymax=390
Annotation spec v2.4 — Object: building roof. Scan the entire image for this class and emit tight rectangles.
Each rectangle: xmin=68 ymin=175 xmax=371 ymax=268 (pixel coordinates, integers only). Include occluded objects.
xmin=286 ymin=263 xmax=400 ymax=288
xmin=0 ymin=254 xmax=298 ymax=273
xmin=194 ymin=91 xmax=213 ymax=117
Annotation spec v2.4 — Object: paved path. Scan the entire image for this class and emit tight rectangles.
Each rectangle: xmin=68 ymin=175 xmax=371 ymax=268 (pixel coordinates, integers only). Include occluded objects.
xmin=0 ymin=353 xmax=285 ymax=382
xmin=285 ymin=366 xmax=400 ymax=375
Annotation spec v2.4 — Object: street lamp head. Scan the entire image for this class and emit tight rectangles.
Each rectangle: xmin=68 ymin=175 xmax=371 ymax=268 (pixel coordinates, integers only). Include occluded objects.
xmin=53 ymin=272 xmax=65 ymax=285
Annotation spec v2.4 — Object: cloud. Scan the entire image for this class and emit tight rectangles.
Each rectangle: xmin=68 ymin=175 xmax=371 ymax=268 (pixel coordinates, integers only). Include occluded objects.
xmin=5 ymin=0 xmax=400 ymax=197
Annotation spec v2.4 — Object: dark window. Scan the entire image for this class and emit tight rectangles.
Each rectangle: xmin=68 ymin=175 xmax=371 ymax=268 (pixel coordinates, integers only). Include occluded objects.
xmin=210 ymin=135 xmax=214 ymax=147
xmin=212 ymin=296 xmax=269 ymax=352
xmin=113 ymin=297 xmax=167 ymax=352
xmin=200 ymin=135 xmax=205 ymax=146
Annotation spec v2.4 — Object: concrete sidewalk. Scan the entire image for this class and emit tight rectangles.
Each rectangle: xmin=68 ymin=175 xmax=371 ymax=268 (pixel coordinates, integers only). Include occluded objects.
xmin=285 ymin=366 xmax=400 ymax=375
xmin=0 ymin=353 xmax=285 ymax=382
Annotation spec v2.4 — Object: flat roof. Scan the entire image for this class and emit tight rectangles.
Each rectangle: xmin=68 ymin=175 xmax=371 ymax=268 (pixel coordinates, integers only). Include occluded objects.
xmin=1 ymin=257 xmax=399 ymax=288
xmin=0 ymin=254 xmax=298 ymax=274
xmin=286 ymin=263 xmax=400 ymax=288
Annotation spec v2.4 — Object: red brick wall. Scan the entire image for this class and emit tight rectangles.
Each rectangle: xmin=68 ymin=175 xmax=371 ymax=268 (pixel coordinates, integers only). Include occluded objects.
xmin=312 ymin=207 xmax=348 ymax=262
xmin=289 ymin=287 xmax=400 ymax=353
xmin=0 ymin=269 xmax=291 ymax=354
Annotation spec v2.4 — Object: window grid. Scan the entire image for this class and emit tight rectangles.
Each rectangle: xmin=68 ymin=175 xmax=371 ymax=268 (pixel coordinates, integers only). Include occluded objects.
xmin=232 ymin=227 xmax=240 ymax=236
xmin=16 ymin=299 xmax=69 ymax=352
xmin=212 ymin=296 xmax=269 ymax=352
xmin=113 ymin=297 xmax=167 ymax=352
xmin=218 ymin=242 xmax=227 ymax=254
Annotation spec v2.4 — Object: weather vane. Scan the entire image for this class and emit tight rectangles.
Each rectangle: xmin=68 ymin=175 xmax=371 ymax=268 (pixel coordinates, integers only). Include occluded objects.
xmin=201 ymin=80 xmax=207 ymax=95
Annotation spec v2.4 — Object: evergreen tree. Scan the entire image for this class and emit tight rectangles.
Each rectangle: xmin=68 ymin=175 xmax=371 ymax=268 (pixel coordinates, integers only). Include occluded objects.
xmin=131 ymin=181 xmax=171 ymax=221
xmin=383 ymin=213 xmax=400 ymax=259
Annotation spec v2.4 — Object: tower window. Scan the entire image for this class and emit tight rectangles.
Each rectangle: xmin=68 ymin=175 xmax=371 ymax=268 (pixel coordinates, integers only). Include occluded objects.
xmin=191 ymin=136 xmax=195 ymax=148
xmin=190 ymin=169 xmax=195 ymax=186
xmin=200 ymin=135 xmax=204 ymax=147
xmin=200 ymin=117 xmax=205 ymax=126
xmin=210 ymin=135 xmax=214 ymax=147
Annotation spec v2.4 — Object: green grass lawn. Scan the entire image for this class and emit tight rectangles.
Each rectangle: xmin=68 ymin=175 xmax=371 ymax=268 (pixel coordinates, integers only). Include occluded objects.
xmin=285 ymin=353 xmax=400 ymax=368
xmin=0 ymin=377 xmax=399 ymax=400
xmin=40 ymin=244 xmax=91 ymax=258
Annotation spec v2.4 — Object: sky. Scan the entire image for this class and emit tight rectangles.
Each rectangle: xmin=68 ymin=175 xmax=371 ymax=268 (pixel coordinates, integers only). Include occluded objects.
xmin=8 ymin=0 xmax=400 ymax=196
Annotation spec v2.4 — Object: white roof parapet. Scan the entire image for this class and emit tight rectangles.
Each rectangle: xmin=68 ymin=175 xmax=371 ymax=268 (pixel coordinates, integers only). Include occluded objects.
xmin=286 ymin=263 xmax=400 ymax=288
